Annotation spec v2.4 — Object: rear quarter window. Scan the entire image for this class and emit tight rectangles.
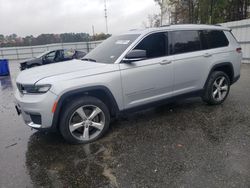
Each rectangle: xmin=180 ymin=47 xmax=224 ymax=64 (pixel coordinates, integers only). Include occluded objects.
xmin=200 ymin=30 xmax=229 ymax=49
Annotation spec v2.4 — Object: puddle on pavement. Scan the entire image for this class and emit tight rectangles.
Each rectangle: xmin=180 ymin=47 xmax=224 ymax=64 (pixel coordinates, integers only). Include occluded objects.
xmin=0 ymin=76 xmax=13 ymax=90
xmin=25 ymin=132 xmax=118 ymax=187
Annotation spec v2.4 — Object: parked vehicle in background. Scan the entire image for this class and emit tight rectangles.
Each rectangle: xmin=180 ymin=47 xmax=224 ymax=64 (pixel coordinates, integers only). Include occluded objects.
xmin=20 ymin=49 xmax=86 ymax=70
xmin=15 ymin=24 xmax=242 ymax=144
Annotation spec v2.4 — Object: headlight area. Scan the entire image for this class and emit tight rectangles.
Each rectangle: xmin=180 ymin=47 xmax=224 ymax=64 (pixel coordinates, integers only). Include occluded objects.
xmin=17 ymin=83 xmax=51 ymax=94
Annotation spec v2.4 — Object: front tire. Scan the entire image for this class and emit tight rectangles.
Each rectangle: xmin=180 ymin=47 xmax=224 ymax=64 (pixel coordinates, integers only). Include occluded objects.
xmin=202 ymin=71 xmax=230 ymax=105
xmin=60 ymin=96 xmax=110 ymax=144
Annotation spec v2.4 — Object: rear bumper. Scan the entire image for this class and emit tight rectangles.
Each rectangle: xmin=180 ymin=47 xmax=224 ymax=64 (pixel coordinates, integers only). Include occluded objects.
xmin=14 ymin=89 xmax=58 ymax=130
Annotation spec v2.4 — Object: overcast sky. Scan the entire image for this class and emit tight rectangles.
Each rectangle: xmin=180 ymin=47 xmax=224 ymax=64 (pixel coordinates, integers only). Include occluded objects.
xmin=0 ymin=0 xmax=159 ymax=37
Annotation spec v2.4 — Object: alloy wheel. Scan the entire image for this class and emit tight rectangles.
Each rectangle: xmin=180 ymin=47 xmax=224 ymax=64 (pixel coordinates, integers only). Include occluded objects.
xmin=69 ymin=105 xmax=105 ymax=141
xmin=212 ymin=76 xmax=229 ymax=102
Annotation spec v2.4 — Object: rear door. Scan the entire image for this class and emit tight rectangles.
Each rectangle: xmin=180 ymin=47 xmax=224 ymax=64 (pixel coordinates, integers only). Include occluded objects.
xmin=170 ymin=30 xmax=210 ymax=95
xmin=200 ymin=30 xmax=237 ymax=80
xmin=120 ymin=32 xmax=174 ymax=109
xmin=43 ymin=51 xmax=56 ymax=64
xmin=54 ymin=50 xmax=64 ymax=62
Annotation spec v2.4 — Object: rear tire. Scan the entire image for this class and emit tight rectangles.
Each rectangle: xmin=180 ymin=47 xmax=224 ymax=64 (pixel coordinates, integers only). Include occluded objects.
xmin=59 ymin=96 xmax=110 ymax=144
xmin=202 ymin=71 xmax=230 ymax=105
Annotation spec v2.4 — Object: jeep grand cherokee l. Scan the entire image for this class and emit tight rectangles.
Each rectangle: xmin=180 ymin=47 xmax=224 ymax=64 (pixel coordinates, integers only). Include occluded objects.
xmin=15 ymin=24 xmax=242 ymax=144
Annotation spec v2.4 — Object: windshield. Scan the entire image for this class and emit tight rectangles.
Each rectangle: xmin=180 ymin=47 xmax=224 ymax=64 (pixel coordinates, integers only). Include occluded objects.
xmin=35 ymin=51 xmax=50 ymax=58
xmin=83 ymin=34 xmax=140 ymax=64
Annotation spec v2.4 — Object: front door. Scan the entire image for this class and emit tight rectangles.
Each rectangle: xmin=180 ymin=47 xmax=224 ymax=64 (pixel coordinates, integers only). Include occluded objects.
xmin=43 ymin=51 xmax=56 ymax=64
xmin=119 ymin=32 xmax=174 ymax=109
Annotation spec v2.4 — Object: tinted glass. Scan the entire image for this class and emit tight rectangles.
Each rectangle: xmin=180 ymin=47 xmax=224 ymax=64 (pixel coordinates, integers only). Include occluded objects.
xmin=37 ymin=51 xmax=50 ymax=58
xmin=200 ymin=30 xmax=229 ymax=49
xmin=55 ymin=50 xmax=64 ymax=61
xmin=84 ymin=34 xmax=139 ymax=64
xmin=170 ymin=31 xmax=201 ymax=55
xmin=45 ymin=51 xmax=56 ymax=61
xmin=134 ymin=32 xmax=168 ymax=58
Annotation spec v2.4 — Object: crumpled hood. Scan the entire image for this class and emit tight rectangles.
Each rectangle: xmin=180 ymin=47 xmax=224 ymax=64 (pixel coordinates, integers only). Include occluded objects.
xmin=20 ymin=57 xmax=42 ymax=65
xmin=16 ymin=59 xmax=115 ymax=85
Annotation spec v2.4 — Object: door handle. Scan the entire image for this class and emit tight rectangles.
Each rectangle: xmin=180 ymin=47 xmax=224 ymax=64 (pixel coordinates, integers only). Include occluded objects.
xmin=160 ymin=60 xmax=172 ymax=65
xmin=203 ymin=53 xmax=212 ymax=57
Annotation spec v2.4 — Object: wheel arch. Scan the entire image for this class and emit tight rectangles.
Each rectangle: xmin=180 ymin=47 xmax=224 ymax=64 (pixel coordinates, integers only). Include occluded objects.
xmin=51 ymin=86 xmax=120 ymax=129
xmin=204 ymin=62 xmax=234 ymax=88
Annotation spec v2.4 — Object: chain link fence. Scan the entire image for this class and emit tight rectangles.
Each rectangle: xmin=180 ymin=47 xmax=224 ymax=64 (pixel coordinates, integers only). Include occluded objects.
xmin=1 ymin=19 xmax=250 ymax=64
xmin=0 ymin=41 xmax=103 ymax=62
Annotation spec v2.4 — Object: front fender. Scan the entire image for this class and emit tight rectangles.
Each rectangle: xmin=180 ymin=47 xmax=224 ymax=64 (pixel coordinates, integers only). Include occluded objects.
xmin=51 ymin=85 xmax=120 ymax=129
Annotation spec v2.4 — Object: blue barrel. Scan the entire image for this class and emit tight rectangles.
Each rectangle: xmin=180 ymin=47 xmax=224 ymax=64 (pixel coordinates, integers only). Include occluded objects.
xmin=0 ymin=59 xmax=10 ymax=76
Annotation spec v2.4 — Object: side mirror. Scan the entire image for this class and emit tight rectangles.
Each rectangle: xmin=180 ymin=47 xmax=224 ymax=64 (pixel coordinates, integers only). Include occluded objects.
xmin=123 ymin=49 xmax=146 ymax=63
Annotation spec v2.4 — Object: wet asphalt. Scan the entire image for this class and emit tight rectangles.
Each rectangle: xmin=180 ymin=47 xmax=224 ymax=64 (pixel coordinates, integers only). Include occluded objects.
xmin=0 ymin=62 xmax=250 ymax=188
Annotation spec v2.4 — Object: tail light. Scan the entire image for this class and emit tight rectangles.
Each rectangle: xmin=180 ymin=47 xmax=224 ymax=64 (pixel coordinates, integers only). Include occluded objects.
xmin=236 ymin=48 xmax=242 ymax=53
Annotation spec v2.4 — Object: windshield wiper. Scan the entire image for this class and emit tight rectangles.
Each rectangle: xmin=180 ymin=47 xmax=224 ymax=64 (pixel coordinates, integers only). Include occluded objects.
xmin=81 ymin=58 xmax=96 ymax=62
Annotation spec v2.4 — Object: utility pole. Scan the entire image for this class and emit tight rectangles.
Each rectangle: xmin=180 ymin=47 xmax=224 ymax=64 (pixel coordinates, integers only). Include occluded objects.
xmin=104 ymin=0 xmax=108 ymax=34
xmin=92 ymin=25 xmax=95 ymax=41
xmin=92 ymin=25 xmax=95 ymax=36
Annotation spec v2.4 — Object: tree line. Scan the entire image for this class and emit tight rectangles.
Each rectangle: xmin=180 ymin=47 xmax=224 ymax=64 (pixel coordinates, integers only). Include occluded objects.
xmin=0 ymin=33 xmax=111 ymax=48
xmin=145 ymin=0 xmax=250 ymax=27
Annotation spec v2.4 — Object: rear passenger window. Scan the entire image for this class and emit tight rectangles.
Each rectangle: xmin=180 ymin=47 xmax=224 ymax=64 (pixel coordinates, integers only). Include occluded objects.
xmin=134 ymin=32 xmax=168 ymax=58
xmin=170 ymin=31 xmax=201 ymax=55
xmin=200 ymin=30 xmax=229 ymax=49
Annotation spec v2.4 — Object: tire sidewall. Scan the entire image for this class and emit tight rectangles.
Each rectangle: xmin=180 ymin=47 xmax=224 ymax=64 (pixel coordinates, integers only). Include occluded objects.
xmin=60 ymin=96 xmax=110 ymax=144
xmin=204 ymin=71 xmax=230 ymax=105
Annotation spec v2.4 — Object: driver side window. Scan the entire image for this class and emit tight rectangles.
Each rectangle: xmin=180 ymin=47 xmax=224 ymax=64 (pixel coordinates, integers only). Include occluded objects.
xmin=45 ymin=51 xmax=56 ymax=61
xmin=134 ymin=32 xmax=168 ymax=59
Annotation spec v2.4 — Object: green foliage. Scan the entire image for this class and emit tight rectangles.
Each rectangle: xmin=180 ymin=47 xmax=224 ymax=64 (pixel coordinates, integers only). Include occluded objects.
xmin=153 ymin=0 xmax=250 ymax=25
xmin=92 ymin=33 xmax=111 ymax=41
xmin=143 ymin=14 xmax=161 ymax=27
xmin=0 ymin=33 xmax=111 ymax=48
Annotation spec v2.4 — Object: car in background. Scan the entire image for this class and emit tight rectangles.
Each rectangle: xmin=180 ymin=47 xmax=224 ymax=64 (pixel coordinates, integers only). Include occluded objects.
xmin=20 ymin=49 xmax=86 ymax=70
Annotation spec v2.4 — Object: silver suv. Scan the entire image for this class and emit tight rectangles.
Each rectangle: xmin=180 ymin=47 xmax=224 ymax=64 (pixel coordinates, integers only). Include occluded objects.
xmin=15 ymin=24 xmax=242 ymax=144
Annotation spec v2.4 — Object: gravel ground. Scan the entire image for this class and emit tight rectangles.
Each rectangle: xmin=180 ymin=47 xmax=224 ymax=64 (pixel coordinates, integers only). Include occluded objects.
xmin=0 ymin=62 xmax=250 ymax=188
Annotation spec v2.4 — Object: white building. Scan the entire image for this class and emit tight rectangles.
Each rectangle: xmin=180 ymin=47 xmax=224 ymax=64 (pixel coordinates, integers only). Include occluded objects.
xmin=221 ymin=19 xmax=250 ymax=63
